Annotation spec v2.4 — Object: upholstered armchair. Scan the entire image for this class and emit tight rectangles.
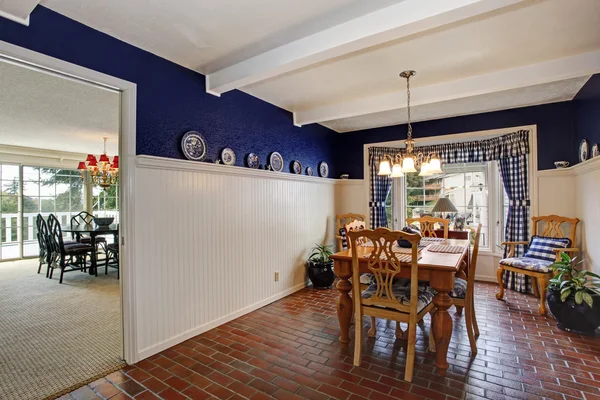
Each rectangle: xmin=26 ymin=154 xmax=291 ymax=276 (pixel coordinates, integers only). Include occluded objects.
xmin=496 ymin=215 xmax=580 ymax=315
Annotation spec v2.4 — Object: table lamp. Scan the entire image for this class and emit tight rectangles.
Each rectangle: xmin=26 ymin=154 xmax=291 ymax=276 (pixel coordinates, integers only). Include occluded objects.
xmin=432 ymin=196 xmax=458 ymax=219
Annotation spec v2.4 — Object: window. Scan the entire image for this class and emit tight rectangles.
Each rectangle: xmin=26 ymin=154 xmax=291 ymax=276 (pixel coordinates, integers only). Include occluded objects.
xmin=1 ymin=164 xmax=21 ymax=260
xmin=22 ymin=167 xmax=84 ymax=257
xmin=404 ymin=163 xmax=489 ymax=247
xmin=93 ymin=183 xmax=119 ymax=223
xmin=386 ymin=161 xmax=507 ymax=251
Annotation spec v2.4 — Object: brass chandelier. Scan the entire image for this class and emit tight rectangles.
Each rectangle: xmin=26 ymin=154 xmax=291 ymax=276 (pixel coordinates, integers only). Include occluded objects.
xmin=378 ymin=70 xmax=442 ymax=178
xmin=77 ymin=137 xmax=119 ymax=189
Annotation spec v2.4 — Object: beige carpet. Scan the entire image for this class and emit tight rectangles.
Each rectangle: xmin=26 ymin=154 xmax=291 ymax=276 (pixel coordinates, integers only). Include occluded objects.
xmin=0 ymin=259 xmax=124 ymax=400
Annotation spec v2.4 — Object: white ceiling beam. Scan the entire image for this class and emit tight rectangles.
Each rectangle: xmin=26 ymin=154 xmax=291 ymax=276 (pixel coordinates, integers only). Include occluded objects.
xmin=293 ymin=50 xmax=600 ymax=126
xmin=0 ymin=0 xmax=41 ymax=26
xmin=205 ymin=0 xmax=526 ymax=96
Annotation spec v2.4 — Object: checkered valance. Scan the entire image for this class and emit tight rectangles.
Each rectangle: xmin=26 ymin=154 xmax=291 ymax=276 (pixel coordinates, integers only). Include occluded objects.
xmin=370 ymin=130 xmax=530 ymax=164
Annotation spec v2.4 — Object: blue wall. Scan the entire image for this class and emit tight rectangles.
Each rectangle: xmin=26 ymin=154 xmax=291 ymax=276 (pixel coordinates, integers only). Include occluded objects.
xmin=0 ymin=6 xmax=339 ymax=176
xmin=334 ymin=101 xmax=578 ymax=179
xmin=574 ymin=74 xmax=600 ymax=164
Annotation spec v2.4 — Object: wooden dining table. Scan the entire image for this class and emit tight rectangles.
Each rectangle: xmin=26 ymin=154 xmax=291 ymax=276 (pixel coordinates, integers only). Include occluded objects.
xmin=330 ymin=239 xmax=470 ymax=377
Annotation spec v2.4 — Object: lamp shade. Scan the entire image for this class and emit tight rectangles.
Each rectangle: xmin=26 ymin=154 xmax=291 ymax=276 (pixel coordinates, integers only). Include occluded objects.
xmin=432 ymin=197 xmax=458 ymax=213
xmin=99 ymin=154 xmax=110 ymax=163
xmin=418 ymin=162 xmax=432 ymax=177
xmin=390 ymin=163 xmax=404 ymax=178
xmin=401 ymin=156 xmax=417 ymax=173
xmin=77 ymin=162 xmax=87 ymax=170
xmin=429 ymin=157 xmax=442 ymax=174
xmin=378 ymin=160 xmax=391 ymax=176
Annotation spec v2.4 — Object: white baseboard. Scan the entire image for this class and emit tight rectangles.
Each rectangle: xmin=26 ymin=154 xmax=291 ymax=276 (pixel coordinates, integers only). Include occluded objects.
xmin=136 ymin=282 xmax=308 ymax=361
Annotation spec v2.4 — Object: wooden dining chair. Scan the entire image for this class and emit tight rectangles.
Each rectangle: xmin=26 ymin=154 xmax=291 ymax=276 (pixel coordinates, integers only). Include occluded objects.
xmin=344 ymin=220 xmax=366 ymax=250
xmin=336 ymin=213 xmax=366 ymax=250
xmin=496 ymin=215 xmax=580 ymax=315
xmin=406 ymin=216 xmax=449 ymax=238
xmin=430 ymin=224 xmax=481 ymax=356
xmin=348 ymin=227 xmax=434 ymax=382
xmin=47 ymin=214 xmax=93 ymax=283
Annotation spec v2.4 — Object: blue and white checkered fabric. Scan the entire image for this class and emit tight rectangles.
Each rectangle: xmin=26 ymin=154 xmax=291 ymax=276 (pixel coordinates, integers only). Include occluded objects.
xmin=523 ymin=235 xmax=570 ymax=262
xmin=368 ymin=148 xmax=392 ymax=229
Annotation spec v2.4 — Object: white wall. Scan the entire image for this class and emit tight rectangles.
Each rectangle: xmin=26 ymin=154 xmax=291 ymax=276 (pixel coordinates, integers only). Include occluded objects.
xmin=133 ymin=156 xmax=336 ymax=359
xmin=574 ymin=158 xmax=600 ymax=273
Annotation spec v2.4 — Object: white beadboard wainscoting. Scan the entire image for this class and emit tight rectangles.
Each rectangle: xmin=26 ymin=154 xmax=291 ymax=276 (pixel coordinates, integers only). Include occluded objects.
xmin=538 ymin=156 xmax=600 ymax=274
xmin=133 ymin=156 xmax=336 ymax=359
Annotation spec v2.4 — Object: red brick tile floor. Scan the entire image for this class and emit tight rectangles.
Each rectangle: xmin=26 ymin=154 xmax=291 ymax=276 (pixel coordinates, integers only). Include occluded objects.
xmin=59 ymin=282 xmax=600 ymax=400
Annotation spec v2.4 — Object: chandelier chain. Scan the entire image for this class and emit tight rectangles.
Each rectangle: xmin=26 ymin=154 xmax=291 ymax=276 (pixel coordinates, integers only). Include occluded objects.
xmin=406 ymin=74 xmax=412 ymax=140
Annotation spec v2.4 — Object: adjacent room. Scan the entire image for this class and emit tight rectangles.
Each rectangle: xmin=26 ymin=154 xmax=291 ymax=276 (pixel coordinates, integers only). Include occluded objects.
xmin=0 ymin=1 xmax=599 ymax=400
xmin=0 ymin=59 xmax=123 ymax=399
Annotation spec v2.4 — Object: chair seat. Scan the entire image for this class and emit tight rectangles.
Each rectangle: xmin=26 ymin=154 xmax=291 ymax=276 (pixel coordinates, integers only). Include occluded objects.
xmin=79 ymin=236 xmax=107 ymax=244
xmin=106 ymin=243 xmax=118 ymax=252
xmin=63 ymin=240 xmax=77 ymax=246
xmin=450 ymin=278 xmax=468 ymax=299
xmin=362 ymin=282 xmax=435 ymax=313
xmin=499 ymin=257 xmax=553 ymax=273
xmin=64 ymin=243 xmax=92 ymax=255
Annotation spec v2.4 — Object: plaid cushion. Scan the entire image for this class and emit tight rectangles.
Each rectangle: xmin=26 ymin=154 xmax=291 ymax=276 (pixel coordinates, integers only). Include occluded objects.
xmin=450 ymin=278 xmax=467 ymax=299
xmin=362 ymin=282 xmax=434 ymax=313
xmin=523 ymin=235 xmax=570 ymax=262
xmin=499 ymin=257 xmax=553 ymax=273
xmin=339 ymin=228 xmax=348 ymax=250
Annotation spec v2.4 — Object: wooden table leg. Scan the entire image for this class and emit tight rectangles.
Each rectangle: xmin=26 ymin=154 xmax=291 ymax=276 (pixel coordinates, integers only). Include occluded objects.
xmin=430 ymin=271 xmax=454 ymax=376
xmin=336 ymin=270 xmax=353 ymax=345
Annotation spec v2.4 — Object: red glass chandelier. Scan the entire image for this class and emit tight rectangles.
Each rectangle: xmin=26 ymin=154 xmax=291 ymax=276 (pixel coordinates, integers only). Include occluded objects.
xmin=78 ymin=137 xmax=118 ymax=189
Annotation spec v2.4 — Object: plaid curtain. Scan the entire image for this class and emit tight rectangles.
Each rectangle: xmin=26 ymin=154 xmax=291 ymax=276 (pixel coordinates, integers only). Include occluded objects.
xmin=499 ymin=154 xmax=531 ymax=293
xmin=373 ymin=130 xmax=530 ymax=164
xmin=368 ymin=147 xmax=393 ymax=229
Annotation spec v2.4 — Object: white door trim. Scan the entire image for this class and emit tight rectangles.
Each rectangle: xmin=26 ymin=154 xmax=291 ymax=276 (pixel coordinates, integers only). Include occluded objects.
xmin=0 ymin=40 xmax=139 ymax=363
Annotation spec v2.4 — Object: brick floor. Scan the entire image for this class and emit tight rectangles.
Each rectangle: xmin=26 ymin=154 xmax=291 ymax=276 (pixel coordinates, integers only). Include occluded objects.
xmin=60 ymin=282 xmax=600 ymax=400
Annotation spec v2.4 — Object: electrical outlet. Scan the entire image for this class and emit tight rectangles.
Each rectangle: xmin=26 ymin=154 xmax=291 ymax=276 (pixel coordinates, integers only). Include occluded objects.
xmin=274 ymin=271 xmax=280 ymax=282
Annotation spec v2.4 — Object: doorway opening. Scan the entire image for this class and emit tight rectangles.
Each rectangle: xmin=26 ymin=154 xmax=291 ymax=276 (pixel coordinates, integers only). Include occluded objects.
xmin=0 ymin=51 xmax=128 ymax=400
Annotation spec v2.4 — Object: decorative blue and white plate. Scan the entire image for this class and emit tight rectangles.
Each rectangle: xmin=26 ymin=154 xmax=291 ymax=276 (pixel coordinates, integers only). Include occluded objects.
xmin=269 ymin=152 xmax=284 ymax=172
xmin=181 ymin=131 xmax=207 ymax=161
xmin=592 ymin=143 xmax=599 ymax=158
xmin=221 ymin=148 xmax=236 ymax=166
xmin=306 ymin=167 xmax=314 ymax=176
xmin=291 ymin=160 xmax=302 ymax=174
xmin=246 ymin=153 xmax=259 ymax=169
xmin=579 ymin=139 xmax=589 ymax=163
xmin=318 ymin=161 xmax=329 ymax=178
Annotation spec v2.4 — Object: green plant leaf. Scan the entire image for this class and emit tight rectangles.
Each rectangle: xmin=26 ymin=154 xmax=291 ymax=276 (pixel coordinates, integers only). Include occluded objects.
xmin=575 ymin=290 xmax=584 ymax=305
xmin=582 ymin=292 xmax=594 ymax=308
xmin=586 ymin=271 xmax=600 ymax=279
xmin=560 ymin=252 xmax=571 ymax=263
xmin=560 ymin=289 xmax=572 ymax=302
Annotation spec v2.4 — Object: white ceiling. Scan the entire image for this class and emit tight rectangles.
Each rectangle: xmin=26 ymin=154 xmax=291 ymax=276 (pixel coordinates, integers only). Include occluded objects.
xmin=0 ymin=60 xmax=119 ymax=155
xmin=39 ymin=0 xmax=600 ymax=133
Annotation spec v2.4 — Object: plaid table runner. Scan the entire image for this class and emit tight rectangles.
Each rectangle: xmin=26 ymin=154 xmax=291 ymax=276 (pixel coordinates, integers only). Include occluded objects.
xmin=427 ymin=244 xmax=465 ymax=254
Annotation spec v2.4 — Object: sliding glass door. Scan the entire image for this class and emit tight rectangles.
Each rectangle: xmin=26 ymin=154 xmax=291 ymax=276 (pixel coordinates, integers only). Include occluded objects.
xmin=22 ymin=167 xmax=84 ymax=257
xmin=0 ymin=164 xmax=21 ymax=261
xmin=0 ymin=164 xmax=84 ymax=261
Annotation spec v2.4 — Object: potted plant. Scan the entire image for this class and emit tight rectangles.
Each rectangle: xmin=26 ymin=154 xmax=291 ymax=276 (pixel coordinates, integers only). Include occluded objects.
xmin=307 ymin=243 xmax=335 ymax=289
xmin=547 ymin=252 xmax=600 ymax=335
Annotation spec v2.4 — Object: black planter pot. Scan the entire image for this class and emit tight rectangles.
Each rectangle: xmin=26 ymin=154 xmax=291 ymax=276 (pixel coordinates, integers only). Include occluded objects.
xmin=547 ymin=289 xmax=600 ymax=336
xmin=307 ymin=260 xmax=335 ymax=289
